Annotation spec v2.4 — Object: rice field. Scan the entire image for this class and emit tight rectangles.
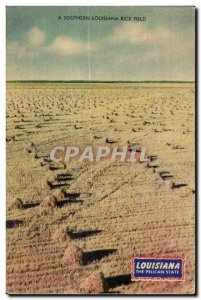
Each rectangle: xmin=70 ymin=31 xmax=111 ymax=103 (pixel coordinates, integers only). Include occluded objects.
xmin=6 ymin=82 xmax=195 ymax=294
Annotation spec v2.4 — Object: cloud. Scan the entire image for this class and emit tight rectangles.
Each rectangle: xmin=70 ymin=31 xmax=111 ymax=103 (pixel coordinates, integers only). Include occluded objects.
xmin=7 ymin=28 xmax=95 ymax=59
xmin=7 ymin=42 xmax=27 ymax=57
xmin=28 ymin=27 xmax=45 ymax=46
xmin=110 ymin=23 xmax=194 ymax=61
xmin=112 ymin=23 xmax=176 ymax=46
xmin=47 ymin=37 xmax=90 ymax=55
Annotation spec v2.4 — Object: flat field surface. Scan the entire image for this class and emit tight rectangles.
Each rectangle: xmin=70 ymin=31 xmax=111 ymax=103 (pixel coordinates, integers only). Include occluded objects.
xmin=6 ymin=82 xmax=195 ymax=294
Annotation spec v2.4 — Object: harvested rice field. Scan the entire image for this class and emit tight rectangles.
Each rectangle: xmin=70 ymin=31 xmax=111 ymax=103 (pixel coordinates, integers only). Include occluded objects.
xmin=6 ymin=82 xmax=195 ymax=294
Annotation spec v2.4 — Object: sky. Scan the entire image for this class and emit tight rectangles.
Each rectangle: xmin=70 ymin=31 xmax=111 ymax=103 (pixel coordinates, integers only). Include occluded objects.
xmin=6 ymin=6 xmax=195 ymax=81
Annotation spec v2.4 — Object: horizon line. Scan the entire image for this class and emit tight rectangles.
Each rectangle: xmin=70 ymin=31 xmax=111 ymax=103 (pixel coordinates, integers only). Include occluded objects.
xmin=6 ymin=80 xmax=195 ymax=83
